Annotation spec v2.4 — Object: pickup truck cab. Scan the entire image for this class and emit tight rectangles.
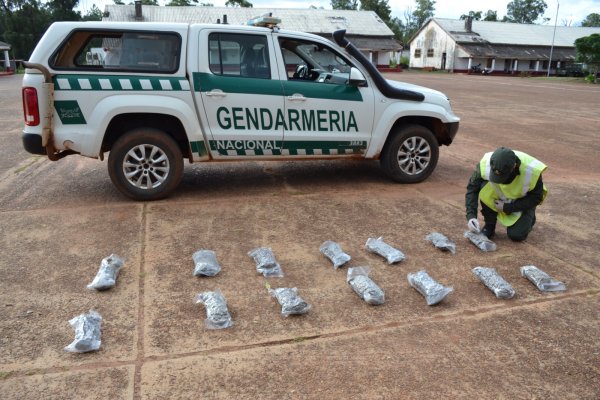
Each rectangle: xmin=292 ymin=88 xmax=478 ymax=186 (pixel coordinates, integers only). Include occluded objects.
xmin=22 ymin=16 xmax=459 ymax=200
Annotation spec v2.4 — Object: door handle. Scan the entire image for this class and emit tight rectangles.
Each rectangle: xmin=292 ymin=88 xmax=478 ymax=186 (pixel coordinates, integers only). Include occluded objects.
xmin=286 ymin=93 xmax=306 ymax=101
xmin=205 ymin=89 xmax=226 ymax=97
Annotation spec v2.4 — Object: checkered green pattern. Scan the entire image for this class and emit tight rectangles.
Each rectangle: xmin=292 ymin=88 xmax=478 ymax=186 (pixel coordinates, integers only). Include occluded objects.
xmin=208 ymin=140 xmax=367 ymax=156
xmin=53 ymin=75 xmax=191 ymax=91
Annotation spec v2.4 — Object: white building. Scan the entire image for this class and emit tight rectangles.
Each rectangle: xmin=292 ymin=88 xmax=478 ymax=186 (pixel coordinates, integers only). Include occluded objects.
xmin=408 ymin=18 xmax=600 ymax=75
xmin=1 ymin=40 xmax=11 ymax=72
xmin=103 ymin=4 xmax=401 ymax=69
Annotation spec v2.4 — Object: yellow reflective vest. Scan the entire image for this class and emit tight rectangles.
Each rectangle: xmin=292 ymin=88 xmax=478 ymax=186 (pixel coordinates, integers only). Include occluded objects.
xmin=479 ymin=151 xmax=547 ymax=227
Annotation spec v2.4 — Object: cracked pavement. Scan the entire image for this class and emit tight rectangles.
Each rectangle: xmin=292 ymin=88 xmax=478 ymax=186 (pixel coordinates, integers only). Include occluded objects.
xmin=1 ymin=72 xmax=599 ymax=399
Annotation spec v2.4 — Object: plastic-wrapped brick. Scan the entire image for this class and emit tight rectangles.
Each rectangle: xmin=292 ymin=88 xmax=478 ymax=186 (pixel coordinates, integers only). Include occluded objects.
xmin=195 ymin=290 xmax=233 ymax=329
xmin=248 ymin=247 xmax=284 ymax=277
xmin=347 ymin=267 xmax=385 ymax=305
xmin=87 ymin=254 xmax=124 ymax=291
xmin=464 ymin=231 xmax=497 ymax=252
xmin=425 ymin=232 xmax=456 ymax=254
xmin=320 ymin=240 xmax=351 ymax=269
xmin=64 ymin=310 xmax=102 ymax=353
xmin=365 ymin=237 xmax=405 ymax=264
xmin=407 ymin=270 xmax=453 ymax=306
xmin=192 ymin=249 xmax=221 ymax=277
xmin=269 ymin=287 xmax=311 ymax=316
xmin=472 ymin=267 xmax=515 ymax=299
xmin=521 ymin=265 xmax=566 ymax=292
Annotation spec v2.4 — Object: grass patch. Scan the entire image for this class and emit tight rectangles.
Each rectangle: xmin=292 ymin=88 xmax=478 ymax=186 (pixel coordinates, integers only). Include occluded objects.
xmin=14 ymin=156 xmax=43 ymax=175
xmin=0 ymin=371 xmax=13 ymax=380
xmin=528 ymin=76 xmax=588 ymax=84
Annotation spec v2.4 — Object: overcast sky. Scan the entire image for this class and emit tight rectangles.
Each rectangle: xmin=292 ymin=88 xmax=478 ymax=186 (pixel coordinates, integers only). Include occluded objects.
xmin=80 ymin=0 xmax=599 ymax=26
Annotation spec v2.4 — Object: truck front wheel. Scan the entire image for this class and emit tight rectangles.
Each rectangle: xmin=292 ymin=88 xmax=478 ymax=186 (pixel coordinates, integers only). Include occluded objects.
xmin=380 ymin=124 xmax=439 ymax=183
xmin=108 ymin=128 xmax=183 ymax=200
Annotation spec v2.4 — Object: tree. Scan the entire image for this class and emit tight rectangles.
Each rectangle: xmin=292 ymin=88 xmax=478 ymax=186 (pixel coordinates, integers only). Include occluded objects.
xmin=166 ymin=0 xmax=198 ymax=5
xmin=505 ymin=0 xmax=548 ymax=24
xmin=412 ymin=0 xmax=435 ymax=29
xmin=575 ymin=33 xmax=600 ymax=83
xmin=401 ymin=6 xmax=418 ymax=42
xmin=225 ymin=0 xmax=252 ymax=7
xmin=331 ymin=0 xmax=357 ymax=10
xmin=460 ymin=11 xmax=482 ymax=21
xmin=81 ymin=4 xmax=102 ymax=20
xmin=483 ymin=10 xmax=498 ymax=21
xmin=46 ymin=0 xmax=81 ymax=21
xmin=388 ymin=16 xmax=403 ymax=42
xmin=0 ymin=0 xmax=52 ymax=59
xmin=581 ymin=13 xmax=600 ymax=27
xmin=140 ymin=0 xmax=159 ymax=5
xmin=359 ymin=0 xmax=391 ymax=23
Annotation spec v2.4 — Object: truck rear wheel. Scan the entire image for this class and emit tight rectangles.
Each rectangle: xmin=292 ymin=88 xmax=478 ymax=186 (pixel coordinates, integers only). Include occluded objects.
xmin=380 ymin=124 xmax=439 ymax=183
xmin=108 ymin=128 xmax=183 ymax=200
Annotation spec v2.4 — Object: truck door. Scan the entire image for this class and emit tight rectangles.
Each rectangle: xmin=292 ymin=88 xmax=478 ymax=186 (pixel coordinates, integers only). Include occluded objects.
xmin=275 ymin=36 xmax=374 ymax=157
xmin=194 ymin=30 xmax=284 ymax=158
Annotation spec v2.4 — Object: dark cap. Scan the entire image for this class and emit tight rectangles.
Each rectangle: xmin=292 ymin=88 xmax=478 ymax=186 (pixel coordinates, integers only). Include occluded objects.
xmin=489 ymin=147 xmax=517 ymax=183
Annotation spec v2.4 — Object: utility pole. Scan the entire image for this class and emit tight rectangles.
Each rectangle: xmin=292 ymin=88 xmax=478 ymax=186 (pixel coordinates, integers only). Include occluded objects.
xmin=547 ymin=1 xmax=559 ymax=77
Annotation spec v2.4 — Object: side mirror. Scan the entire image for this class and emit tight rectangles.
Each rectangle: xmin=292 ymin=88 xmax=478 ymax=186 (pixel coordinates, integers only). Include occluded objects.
xmin=348 ymin=67 xmax=367 ymax=87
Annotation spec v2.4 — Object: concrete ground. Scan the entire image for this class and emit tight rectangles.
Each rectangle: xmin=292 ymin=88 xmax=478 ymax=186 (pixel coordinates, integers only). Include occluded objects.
xmin=0 ymin=71 xmax=599 ymax=399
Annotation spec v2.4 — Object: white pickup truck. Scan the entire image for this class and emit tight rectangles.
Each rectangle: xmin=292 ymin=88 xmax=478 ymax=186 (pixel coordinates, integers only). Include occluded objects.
xmin=22 ymin=16 xmax=459 ymax=200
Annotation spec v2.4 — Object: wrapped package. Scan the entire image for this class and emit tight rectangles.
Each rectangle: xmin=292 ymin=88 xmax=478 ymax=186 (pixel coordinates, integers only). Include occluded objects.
xmin=521 ymin=265 xmax=566 ymax=292
xmin=472 ymin=267 xmax=515 ymax=299
xmin=192 ymin=249 xmax=221 ymax=277
xmin=320 ymin=240 xmax=351 ymax=269
xmin=87 ymin=254 xmax=124 ymax=291
xmin=464 ymin=231 xmax=497 ymax=252
xmin=269 ymin=287 xmax=311 ymax=316
xmin=407 ymin=270 xmax=453 ymax=306
xmin=195 ymin=290 xmax=233 ymax=329
xmin=64 ymin=310 xmax=102 ymax=353
xmin=248 ymin=247 xmax=284 ymax=278
xmin=346 ymin=267 xmax=385 ymax=305
xmin=425 ymin=232 xmax=456 ymax=254
xmin=365 ymin=237 xmax=405 ymax=264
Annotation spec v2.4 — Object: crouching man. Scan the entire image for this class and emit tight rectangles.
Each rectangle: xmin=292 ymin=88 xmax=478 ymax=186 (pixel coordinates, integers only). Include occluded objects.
xmin=466 ymin=147 xmax=547 ymax=241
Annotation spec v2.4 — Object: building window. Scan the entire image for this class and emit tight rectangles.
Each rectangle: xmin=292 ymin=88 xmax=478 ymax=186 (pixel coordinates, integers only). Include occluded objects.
xmin=427 ymin=49 xmax=434 ymax=57
xmin=414 ymin=49 xmax=421 ymax=57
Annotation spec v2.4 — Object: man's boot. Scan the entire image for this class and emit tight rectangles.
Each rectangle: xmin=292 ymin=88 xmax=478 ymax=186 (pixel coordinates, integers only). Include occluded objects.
xmin=481 ymin=223 xmax=496 ymax=239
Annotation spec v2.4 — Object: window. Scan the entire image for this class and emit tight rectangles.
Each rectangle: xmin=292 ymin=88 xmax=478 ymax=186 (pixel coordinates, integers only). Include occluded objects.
xmin=50 ymin=30 xmax=181 ymax=73
xmin=209 ymin=33 xmax=270 ymax=79
xmin=529 ymin=60 xmax=536 ymax=69
xmin=278 ymin=37 xmax=353 ymax=84
xmin=427 ymin=49 xmax=434 ymax=57
xmin=414 ymin=49 xmax=421 ymax=57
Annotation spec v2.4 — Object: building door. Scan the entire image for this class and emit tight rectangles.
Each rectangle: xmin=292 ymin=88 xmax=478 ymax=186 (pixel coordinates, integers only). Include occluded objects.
xmin=441 ymin=52 xmax=447 ymax=70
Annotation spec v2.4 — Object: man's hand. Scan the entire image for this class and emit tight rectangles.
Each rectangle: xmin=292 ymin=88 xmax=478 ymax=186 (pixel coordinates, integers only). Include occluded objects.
xmin=494 ymin=200 xmax=506 ymax=212
xmin=467 ymin=218 xmax=481 ymax=232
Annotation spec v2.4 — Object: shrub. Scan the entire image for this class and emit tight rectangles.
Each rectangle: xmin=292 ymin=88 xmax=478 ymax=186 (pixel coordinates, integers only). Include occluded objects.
xmin=585 ymin=73 xmax=597 ymax=83
xmin=400 ymin=56 xmax=410 ymax=68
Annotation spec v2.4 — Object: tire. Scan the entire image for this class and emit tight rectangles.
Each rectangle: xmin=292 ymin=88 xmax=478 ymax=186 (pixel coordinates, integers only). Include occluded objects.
xmin=380 ymin=124 xmax=439 ymax=183
xmin=108 ymin=128 xmax=184 ymax=201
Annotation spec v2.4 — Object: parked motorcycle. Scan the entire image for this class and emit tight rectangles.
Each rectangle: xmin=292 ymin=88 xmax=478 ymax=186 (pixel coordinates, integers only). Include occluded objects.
xmin=470 ymin=64 xmax=492 ymax=75
xmin=470 ymin=64 xmax=483 ymax=73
